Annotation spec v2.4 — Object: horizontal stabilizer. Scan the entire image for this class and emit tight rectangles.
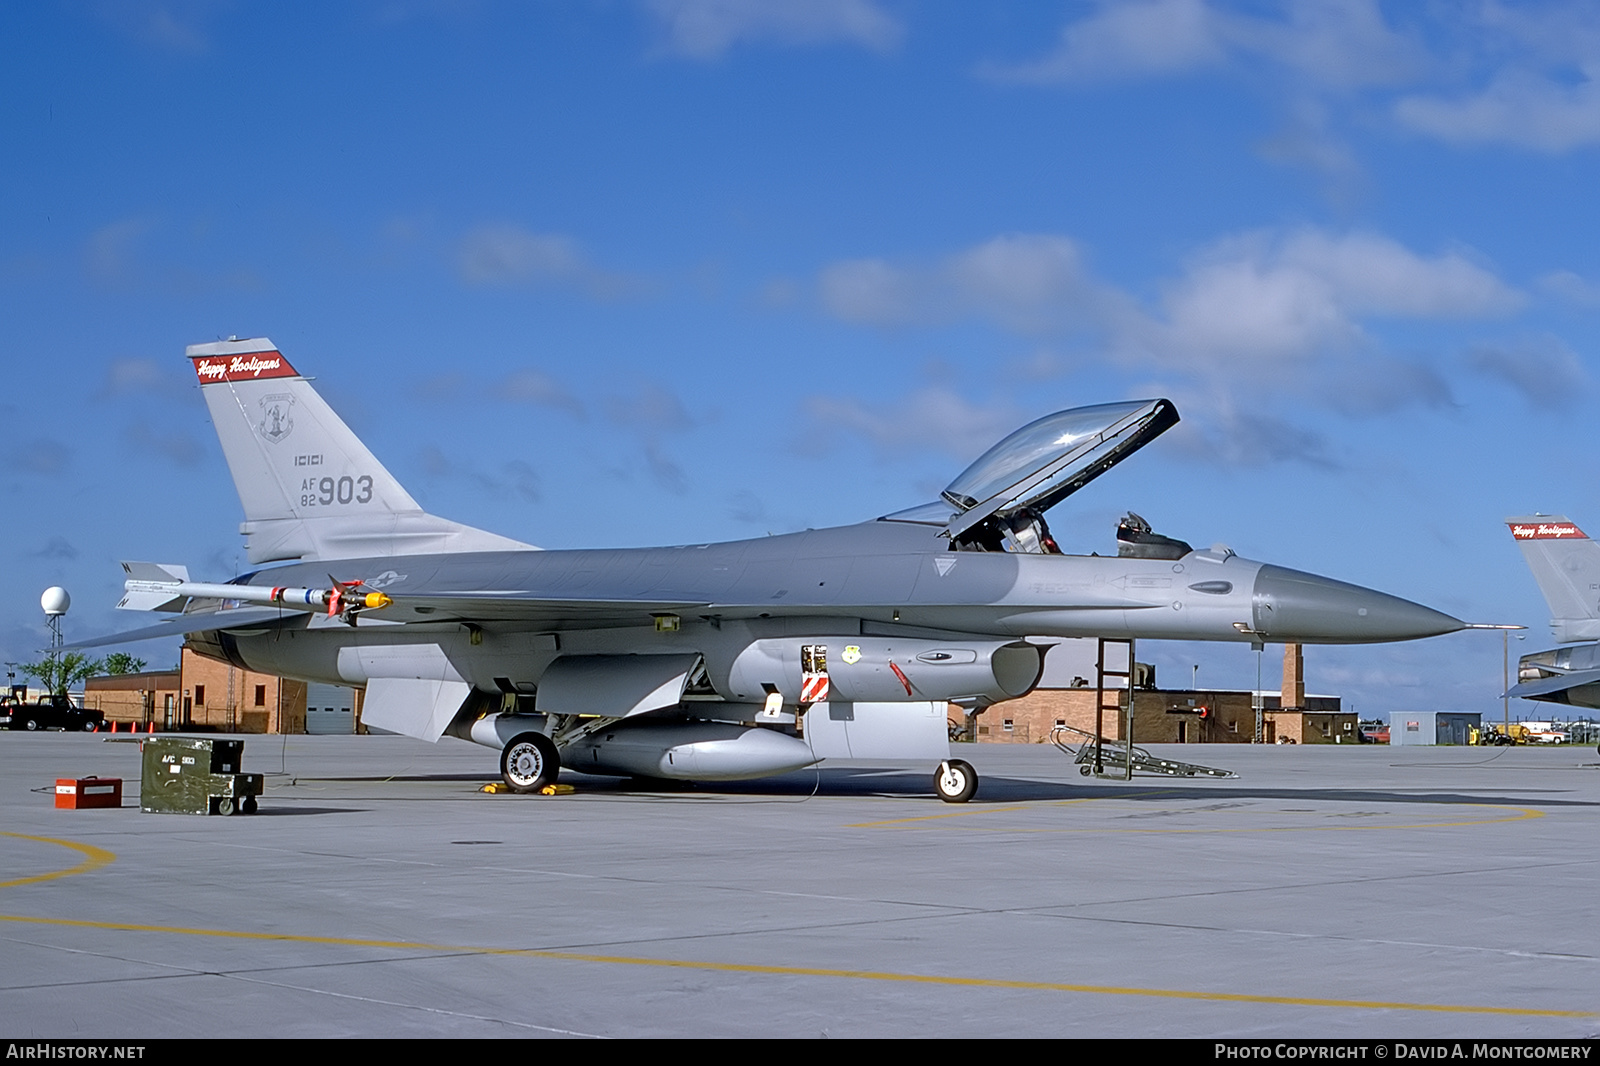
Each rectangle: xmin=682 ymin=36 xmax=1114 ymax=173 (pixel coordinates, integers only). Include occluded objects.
xmin=1506 ymin=667 xmax=1600 ymax=700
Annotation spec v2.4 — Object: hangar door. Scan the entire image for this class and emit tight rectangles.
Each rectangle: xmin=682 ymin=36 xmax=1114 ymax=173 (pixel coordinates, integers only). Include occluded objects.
xmin=305 ymin=682 xmax=357 ymax=735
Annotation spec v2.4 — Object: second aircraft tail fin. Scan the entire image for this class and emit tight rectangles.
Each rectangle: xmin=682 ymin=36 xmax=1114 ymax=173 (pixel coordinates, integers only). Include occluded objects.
xmin=188 ymin=338 xmax=533 ymax=564
xmin=1507 ymin=515 xmax=1600 ymax=643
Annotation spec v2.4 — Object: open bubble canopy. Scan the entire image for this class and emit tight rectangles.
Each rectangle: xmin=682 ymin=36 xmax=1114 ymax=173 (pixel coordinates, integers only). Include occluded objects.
xmin=883 ymin=399 xmax=1179 ymax=530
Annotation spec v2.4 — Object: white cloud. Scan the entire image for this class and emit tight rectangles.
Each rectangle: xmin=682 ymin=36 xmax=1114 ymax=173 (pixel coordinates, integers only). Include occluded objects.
xmin=501 ymin=370 xmax=585 ymax=418
xmin=982 ymin=2 xmax=1600 ymax=159
xmin=458 ymin=227 xmax=583 ymax=283
xmin=4 ymin=440 xmax=71 ymax=476
xmin=818 ymin=234 xmax=1123 ymax=335
xmin=1224 ymin=0 xmax=1420 ymax=91
xmin=104 ymin=358 xmax=168 ymax=395
xmin=124 ymin=424 xmax=205 ymax=467
xmin=417 ymin=445 xmax=542 ymax=503
xmin=457 ymin=225 xmax=645 ymax=300
xmin=812 ymin=227 xmax=1522 ymax=446
xmin=991 ymin=0 xmax=1419 ymax=90
xmin=803 ymin=387 xmax=1023 ymax=464
xmin=817 ymin=228 xmax=1520 ymax=380
xmin=1394 ymin=68 xmax=1600 ymax=152
xmin=82 ymin=215 xmax=264 ymax=294
xmin=1165 ymin=408 xmax=1338 ymax=469
xmin=604 ymin=382 xmax=695 ymax=434
xmin=1322 ymin=356 xmax=1456 ymax=416
xmin=97 ymin=1 xmax=217 ymax=54
xmin=1468 ymin=335 xmax=1589 ymax=409
xmin=818 ymin=257 xmax=921 ymax=326
xmin=993 ymin=0 xmax=1226 ymax=84
xmin=1375 ymin=1 xmax=1600 ymax=151
xmin=1132 ymin=229 xmax=1521 ymax=373
xmin=1540 ymin=270 xmax=1600 ymax=306
xmin=604 ymin=383 xmax=697 ymax=494
xmin=644 ymin=0 xmax=902 ymax=60
xmin=86 ymin=217 xmax=158 ymax=287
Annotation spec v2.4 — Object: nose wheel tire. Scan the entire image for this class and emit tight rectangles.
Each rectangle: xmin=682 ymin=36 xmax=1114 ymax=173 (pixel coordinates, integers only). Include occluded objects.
xmin=502 ymin=732 xmax=560 ymax=794
xmin=934 ymin=759 xmax=978 ymax=803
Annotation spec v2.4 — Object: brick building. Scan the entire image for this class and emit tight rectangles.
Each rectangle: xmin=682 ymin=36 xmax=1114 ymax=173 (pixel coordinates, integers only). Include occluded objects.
xmin=83 ymin=647 xmax=353 ymax=734
xmin=966 ymin=641 xmax=1354 ymax=745
xmin=79 ymin=669 xmax=180 ymax=727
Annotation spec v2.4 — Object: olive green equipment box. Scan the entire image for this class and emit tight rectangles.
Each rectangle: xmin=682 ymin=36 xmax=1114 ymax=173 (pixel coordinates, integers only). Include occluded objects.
xmin=140 ymin=737 xmax=263 ymax=816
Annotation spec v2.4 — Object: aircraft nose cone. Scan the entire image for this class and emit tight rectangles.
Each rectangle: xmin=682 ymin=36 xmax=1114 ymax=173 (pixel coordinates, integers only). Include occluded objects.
xmin=1251 ymin=564 xmax=1463 ymax=644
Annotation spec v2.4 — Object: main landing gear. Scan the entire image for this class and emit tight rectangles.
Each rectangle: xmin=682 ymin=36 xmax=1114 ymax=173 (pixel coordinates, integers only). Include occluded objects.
xmin=934 ymin=759 xmax=978 ymax=803
xmin=501 ymin=732 xmax=561 ymax=794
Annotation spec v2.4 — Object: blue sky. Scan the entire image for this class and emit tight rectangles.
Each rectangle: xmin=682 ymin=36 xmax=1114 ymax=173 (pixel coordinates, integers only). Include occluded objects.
xmin=4 ymin=0 xmax=1599 ymax=719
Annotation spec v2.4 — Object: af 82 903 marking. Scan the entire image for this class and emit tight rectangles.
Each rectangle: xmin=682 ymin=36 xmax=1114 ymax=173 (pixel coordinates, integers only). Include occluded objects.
xmin=300 ymin=475 xmax=373 ymax=508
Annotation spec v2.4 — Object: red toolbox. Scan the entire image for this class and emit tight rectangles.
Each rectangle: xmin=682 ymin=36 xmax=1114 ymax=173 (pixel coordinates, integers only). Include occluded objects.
xmin=55 ymin=777 xmax=122 ymax=810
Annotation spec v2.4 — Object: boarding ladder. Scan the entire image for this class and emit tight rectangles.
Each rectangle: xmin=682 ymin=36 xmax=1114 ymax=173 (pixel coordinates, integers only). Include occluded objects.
xmin=1051 ymin=723 xmax=1236 ymax=779
xmin=1060 ymin=637 xmax=1236 ymax=780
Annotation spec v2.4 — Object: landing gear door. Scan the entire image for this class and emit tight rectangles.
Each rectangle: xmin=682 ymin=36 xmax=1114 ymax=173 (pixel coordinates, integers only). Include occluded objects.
xmin=941 ymin=399 xmax=1178 ymax=545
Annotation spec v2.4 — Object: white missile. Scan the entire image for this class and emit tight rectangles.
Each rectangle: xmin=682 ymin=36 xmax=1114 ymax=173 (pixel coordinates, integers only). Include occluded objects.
xmin=117 ymin=562 xmax=390 ymax=616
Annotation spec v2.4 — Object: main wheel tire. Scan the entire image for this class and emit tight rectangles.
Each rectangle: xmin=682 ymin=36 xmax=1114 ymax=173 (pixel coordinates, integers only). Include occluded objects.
xmin=82 ymin=719 xmax=99 ymax=732
xmin=215 ymin=797 xmax=235 ymax=816
xmin=242 ymin=796 xmax=258 ymax=815
xmin=501 ymin=732 xmax=560 ymax=794
xmin=22 ymin=718 xmax=38 ymax=731
xmin=934 ymin=759 xmax=978 ymax=803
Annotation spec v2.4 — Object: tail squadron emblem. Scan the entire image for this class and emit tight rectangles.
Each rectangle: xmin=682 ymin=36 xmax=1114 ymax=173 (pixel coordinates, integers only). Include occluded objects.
xmin=257 ymin=394 xmax=295 ymax=444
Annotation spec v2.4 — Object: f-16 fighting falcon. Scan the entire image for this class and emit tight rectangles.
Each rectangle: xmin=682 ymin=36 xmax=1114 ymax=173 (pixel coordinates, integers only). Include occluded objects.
xmin=80 ymin=338 xmax=1467 ymax=801
xmin=1505 ymin=515 xmax=1600 ymax=714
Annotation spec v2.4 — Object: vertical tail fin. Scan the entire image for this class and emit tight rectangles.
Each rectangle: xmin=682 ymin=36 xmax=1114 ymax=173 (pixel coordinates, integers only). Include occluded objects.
xmin=1507 ymin=515 xmax=1600 ymax=643
xmin=189 ymin=338 xmax=533 ymax=564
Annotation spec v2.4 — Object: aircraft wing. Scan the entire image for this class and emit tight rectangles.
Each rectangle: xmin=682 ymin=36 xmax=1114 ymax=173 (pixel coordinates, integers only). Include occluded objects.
xmin=63 ymin=607 xmax=299 ymax=650
xmin=373 ymin=592 xmax=712 ymax=626
xmin=71 ymin=596 xmax=717 ymax=649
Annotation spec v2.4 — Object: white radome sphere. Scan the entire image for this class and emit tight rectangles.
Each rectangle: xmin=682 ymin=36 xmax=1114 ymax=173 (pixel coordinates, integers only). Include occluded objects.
xmin=41 ymin=587 xmax=70 ymax=616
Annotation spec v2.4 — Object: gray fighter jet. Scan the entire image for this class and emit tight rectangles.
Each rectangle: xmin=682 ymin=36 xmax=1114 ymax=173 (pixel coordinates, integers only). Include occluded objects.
xmin=1505 ymin=515 xmax=1600 ymax=709
xmin=83 ymin=338 xmax=1466 ymax=800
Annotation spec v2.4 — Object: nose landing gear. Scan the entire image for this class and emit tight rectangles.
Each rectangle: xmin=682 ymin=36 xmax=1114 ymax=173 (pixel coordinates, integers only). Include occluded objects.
xmin=934 ymin=759 xmax=978 ymax=803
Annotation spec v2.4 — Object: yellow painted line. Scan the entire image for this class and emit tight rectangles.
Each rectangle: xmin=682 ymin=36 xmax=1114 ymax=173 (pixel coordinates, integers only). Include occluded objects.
xmin=0 ymin=910 xmax=1589 ymax=1020
xmin=0 ymin=832 xmax=116 ymax=889
xmin=2 ymin=833 xmax=1586 ymax=1021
